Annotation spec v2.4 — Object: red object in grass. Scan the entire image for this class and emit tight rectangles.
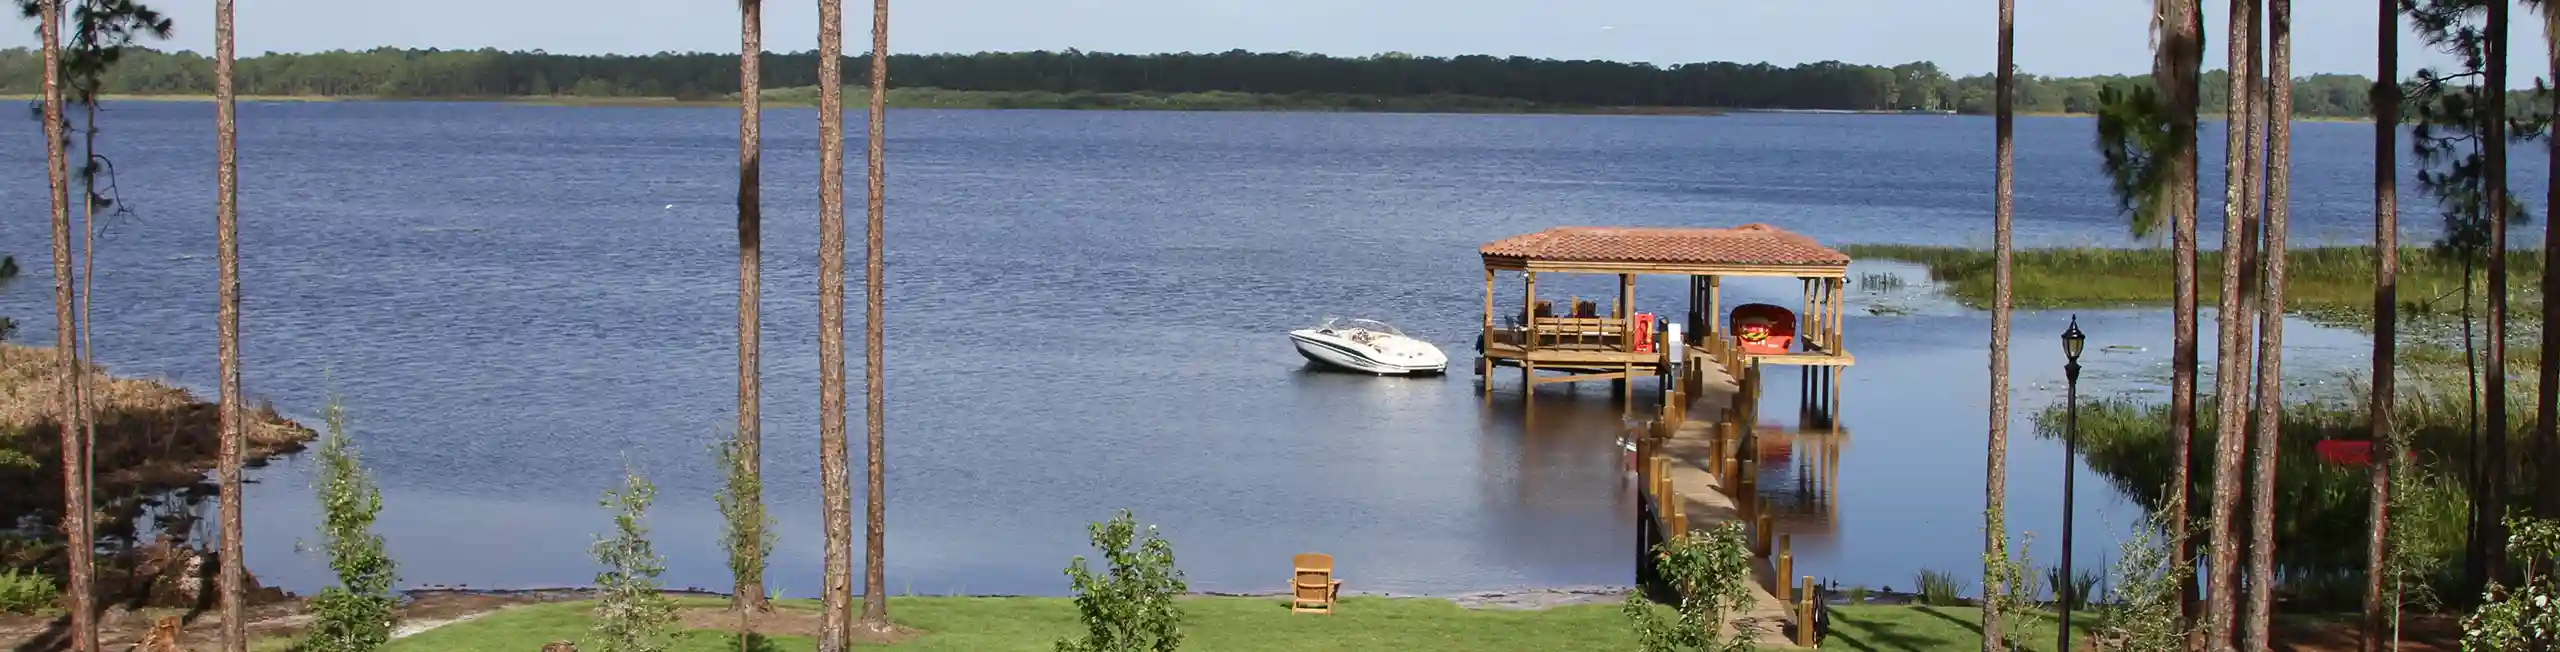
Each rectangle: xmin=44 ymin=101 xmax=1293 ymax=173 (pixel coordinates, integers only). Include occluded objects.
xmin=2315 ymin=440 xmax=2372 ymax=466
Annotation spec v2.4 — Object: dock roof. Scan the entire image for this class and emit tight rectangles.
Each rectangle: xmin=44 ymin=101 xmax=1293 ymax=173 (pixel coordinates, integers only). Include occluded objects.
xmin=1479 ymin=224 xmax=1849 ymax=275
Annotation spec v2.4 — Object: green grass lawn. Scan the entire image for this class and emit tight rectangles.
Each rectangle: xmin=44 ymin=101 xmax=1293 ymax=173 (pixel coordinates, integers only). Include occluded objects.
xmin=379 ymin=596 xmax=1634 ymax=652
xmin=360 ymin=596 xmax=2112 ymax=652
xmin=1818 ymin=605 xmax=2100 ymax=652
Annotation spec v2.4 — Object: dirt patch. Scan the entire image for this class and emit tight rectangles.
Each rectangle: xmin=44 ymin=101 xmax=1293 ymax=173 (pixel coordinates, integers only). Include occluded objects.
xmin=0 ymin=589 xmax=565 ymax=652
xmin=2269 ymin=614 xmax=2461 ymax=652
xmin=674 ymin=606 xmax=920 ymax=644
xmin=1446 ymin=587 xmax=1632 ymax=611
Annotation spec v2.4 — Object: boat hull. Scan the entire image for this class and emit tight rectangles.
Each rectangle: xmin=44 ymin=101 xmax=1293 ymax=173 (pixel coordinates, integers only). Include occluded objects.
xmin=1290 ymin=331 xmax=1447 ymax=375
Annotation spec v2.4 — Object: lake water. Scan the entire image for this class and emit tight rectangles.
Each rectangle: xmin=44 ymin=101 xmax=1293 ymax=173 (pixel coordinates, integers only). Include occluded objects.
xmin=0 ymin=103 xmax=2545 ymax=598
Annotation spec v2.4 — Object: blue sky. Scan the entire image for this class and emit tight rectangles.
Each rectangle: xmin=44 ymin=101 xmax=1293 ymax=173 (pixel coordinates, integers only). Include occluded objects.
xmin=0 ymin=0 xmax=2547 ymax=79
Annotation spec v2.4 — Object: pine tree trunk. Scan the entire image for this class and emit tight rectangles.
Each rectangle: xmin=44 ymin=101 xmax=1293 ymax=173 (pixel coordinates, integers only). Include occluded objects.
xmin=77 ymin=98 xmax=98 ymax=576
xmin=2538 ymin=0 xmax=2560 ymax=526
xmin=816 ymin=0 xmax=853 ymax=647
xmin=859 ymin=0 xmax=894 ymax=633
xmin=2243 ymin=2 xmax=2292 ymax=647
xmin=2362 ymin=0 xmax=2400 ymax=648
xmin=1983 ymin=0 xmax=2016 ymax=648
xmin=733 ymin=0 xmax=769 ymax=613
xmin=40 ymin=2 xmax=94 ymax=650
xmin=2206 ymin=0 xmax=2260 ymax=647
xmin=2166 ymin=0 xmax=2207 ymax=635
xmin=214 ymin=0 xmax=247 ymax=649
xmin=2484 ymin=0 xmax=2513 ymax=589
xmin=2465 ymin=266 xmax=2482 ymax=594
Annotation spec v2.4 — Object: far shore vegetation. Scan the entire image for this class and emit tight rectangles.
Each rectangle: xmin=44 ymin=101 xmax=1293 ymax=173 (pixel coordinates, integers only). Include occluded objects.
xmin=0 ymin=86 xmax=1729 ymax=115
xmin=0 ymin=46 xmax=2415 ymax=118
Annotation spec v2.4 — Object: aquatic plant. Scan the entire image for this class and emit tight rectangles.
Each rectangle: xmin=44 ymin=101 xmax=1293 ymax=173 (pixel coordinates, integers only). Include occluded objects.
xmin=1915 ymin=568 xmax=1967 ymax=607
xmin=2036 ymin=369 xmax=2490 ymax=610
xmin=2046 ymin=565 xmax=2102 ymax=610
xmin=1839 ymin=243 xmax=2541 ymax=323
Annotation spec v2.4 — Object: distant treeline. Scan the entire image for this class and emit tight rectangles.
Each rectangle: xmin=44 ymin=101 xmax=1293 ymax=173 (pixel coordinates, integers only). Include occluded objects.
xmin=0 ymin=46 xmax=2418 ymax=117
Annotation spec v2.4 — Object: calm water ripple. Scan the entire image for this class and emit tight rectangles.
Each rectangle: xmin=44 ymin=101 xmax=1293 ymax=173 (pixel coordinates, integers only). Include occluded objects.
xmin=0 ymin=103 xmax=2541 ymax=596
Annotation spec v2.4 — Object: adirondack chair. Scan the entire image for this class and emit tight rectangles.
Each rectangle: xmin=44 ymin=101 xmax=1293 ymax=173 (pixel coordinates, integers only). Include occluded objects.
xmin=1290 ymin=552 xmax=1344 ymax=614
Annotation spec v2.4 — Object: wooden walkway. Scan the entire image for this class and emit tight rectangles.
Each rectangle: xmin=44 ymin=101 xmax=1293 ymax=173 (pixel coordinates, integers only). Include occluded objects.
xmin=1634 ymin=336 xmax=1826 ymax=648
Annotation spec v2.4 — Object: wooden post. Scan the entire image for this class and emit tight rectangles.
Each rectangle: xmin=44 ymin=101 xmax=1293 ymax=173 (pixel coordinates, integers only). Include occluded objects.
xmin=1671 ymin=503 xmax=1689 ymax=535
xmin=1654 ymin=457 xmax=1672 ymax=505
xmin=1636 ymin=437 xmax=1654 ymax=487
xmin=1523 ymin=272 xmax=1538 ymax=353
xmin=1776 ymin=534 xmax=1794 ymax=601
xmin=1831 ymin=277 xmax=1846 ymax=354
xmin=1720 ymin=439 xmax=1738 ymax=490
xmin=1802 ymin=277 xmax=1822 ymax=342
xmin=1797 ymin=576 xmax=1819 ymax=647
xmin=1739 ymin=458 xmax=1757 ymax=498
xmin=1707 ymin=276 xmax=1722 ymax=338
xmin=1833 ymin=368 xmax=1844 ymax=416
xmin=1755 ymin=498 xmax=1774 ymax=556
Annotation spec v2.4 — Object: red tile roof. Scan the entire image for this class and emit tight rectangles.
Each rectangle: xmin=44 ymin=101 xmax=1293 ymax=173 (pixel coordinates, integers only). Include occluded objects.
xmin=1479 ymin=224 xmax=1849 ymax=267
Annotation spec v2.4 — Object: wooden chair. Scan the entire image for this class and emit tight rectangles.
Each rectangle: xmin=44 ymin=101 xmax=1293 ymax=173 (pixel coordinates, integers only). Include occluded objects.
xmin=1290 ymin=552 xmax=1344 ymax=614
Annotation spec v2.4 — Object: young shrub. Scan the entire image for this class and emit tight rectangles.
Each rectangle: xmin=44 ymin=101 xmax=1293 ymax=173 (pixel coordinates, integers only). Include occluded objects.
xmin=299 ymin=399 xmax=400 ymax=652
xmin=0 ymin=568 xmax=55 ymax=614
xmin=2458 ymin=516 xmax=2560 ymax=652
xmin=1056 ymin=509 xmax=1187 ymax=652
xmin=1621 ymin=522 xmax=1755 ymax=652
xmin=1982 ymin=534 xmax=2046 ymax=650
xmin=591 ymin=463 xmax=674 ymax=652
xmin=2091 ymin=505 xmax=2193 ymax=652
xmin=708 ymin=437 xmax=771 ymax=612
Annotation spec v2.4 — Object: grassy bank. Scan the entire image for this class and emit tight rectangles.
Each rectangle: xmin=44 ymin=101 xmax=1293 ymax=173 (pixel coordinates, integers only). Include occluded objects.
xmin=1845 ymin=244 xmax=2541 ymax=320
xmin=10 ymin=87 xmax=1727 ymax=116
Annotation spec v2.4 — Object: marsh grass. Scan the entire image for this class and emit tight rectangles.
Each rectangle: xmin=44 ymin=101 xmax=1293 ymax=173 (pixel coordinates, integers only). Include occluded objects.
xmin=2037 ymin=360 xmax=2508 ymax=610
xmin=1915 ymin=569 xmax=1966 ymax=607
xmin=1841 ymin=244 xmax=2543 ymax=321
xmin=0 ymin=344 xmax=313 ymax=542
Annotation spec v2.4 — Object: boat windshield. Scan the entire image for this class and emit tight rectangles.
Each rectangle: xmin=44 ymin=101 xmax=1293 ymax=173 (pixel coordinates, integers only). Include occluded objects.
xmin=1318 ymin=316 xmax=1406 ymax=337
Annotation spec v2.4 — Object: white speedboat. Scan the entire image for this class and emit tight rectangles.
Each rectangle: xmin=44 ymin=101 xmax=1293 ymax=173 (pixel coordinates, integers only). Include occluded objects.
xmin=1289 ymin=317 xmax=1448 ymax=375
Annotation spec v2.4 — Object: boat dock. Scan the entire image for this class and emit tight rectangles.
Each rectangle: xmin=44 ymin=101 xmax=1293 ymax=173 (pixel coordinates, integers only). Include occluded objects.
xmin=1471 ymin=224 xmax=1856 ymax=647
xmin=1475 ymin=224 xmax=1855 ymax=413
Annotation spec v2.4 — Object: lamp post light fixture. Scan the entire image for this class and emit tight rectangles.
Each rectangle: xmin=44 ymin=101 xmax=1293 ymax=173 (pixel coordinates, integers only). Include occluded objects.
xmin=2058 ymin=315 xmax=2086 ymax=652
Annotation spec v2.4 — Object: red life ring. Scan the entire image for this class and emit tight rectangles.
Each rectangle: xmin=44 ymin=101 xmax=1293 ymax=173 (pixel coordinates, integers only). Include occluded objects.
xmin=1632 ymin=314 xmax=1656 ymax=353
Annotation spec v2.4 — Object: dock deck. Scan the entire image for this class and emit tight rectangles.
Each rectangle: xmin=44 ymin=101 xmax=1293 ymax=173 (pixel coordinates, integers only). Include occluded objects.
xmin=1659 ymin=357 xmax=1802 ymax=645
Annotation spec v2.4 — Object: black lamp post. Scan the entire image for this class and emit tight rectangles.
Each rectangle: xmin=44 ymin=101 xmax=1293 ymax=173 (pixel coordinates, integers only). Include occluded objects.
xmin=2058 ymin=315 xmax=2086 ymax=652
